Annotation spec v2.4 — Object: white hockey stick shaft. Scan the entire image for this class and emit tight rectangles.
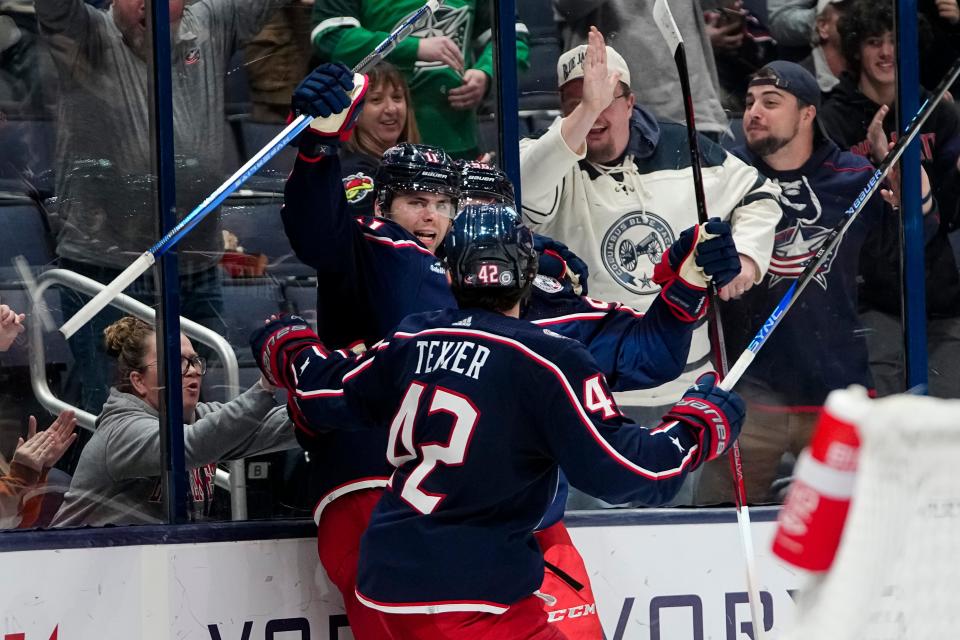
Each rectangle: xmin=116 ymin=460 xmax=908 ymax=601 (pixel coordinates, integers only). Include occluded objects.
xmin=653 ymin=1 xmax=766 ymax=637
xmin=59 ymin=0 xmax=441 ymax=339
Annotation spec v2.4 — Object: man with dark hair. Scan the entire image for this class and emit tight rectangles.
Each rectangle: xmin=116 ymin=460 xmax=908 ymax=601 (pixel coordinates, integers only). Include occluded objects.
xmin=695 ymin=61 xmax=937 ymax=504
xmin=818 ymin=0 xmax=960 ymax=399
xmin=251 ymin=204 xmax=746 ymax=639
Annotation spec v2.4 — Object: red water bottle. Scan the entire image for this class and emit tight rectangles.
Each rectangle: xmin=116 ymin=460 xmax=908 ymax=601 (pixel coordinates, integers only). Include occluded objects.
xmin=772 ymin=388 xmax=866 ymax=572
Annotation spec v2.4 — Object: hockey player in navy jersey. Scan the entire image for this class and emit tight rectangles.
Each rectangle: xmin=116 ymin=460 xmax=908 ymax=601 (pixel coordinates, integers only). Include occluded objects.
xmin=283 ymin=63 xmax=742 ymax=638
xmin=251 ymin=205 xmax=746 ymax=639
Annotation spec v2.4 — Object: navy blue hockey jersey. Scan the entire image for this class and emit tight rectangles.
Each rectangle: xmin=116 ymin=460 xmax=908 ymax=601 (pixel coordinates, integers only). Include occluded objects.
xmin=285 ymin=308 xmax=703 ymax=612
xmin=281 ymin=153 xmax=698 ymax=513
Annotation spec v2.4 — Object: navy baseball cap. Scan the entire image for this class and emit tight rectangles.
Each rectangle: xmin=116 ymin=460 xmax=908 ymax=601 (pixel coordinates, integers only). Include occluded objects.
xmin=749 ymin=61 xmax=821 ymax=110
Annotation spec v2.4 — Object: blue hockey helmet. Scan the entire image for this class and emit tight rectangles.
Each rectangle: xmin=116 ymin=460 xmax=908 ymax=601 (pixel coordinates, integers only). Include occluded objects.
xmin=444 ymin=204 xmax=538 ymax=291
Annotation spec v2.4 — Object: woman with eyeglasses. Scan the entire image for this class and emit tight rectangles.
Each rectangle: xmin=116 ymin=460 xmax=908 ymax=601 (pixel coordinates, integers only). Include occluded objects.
xmin=53 ymin=316 xmax=295 ymax=527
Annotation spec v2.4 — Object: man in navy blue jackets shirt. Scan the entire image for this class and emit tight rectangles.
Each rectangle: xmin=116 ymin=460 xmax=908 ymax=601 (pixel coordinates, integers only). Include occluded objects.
xmin=695 ymin=61 xmax=937 ymax=505
xmin=252 ymin=204 xmax=746 ymax=639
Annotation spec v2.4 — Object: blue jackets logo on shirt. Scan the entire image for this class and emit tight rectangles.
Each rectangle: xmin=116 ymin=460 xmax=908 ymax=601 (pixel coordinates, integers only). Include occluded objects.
xmin=767 ymin=176 xmax=836 ymax=290
xmin=601 ymin=211 xmax=675 ymax=296
xmin=768 ymin=223 xmax=837 ymax=290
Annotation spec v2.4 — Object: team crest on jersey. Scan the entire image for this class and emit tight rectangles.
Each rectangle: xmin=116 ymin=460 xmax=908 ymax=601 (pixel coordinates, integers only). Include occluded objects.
xmin=533 ymin=274 xmax=563 ymax=294
xmin=767 ymin=176 xmax=836 ymax=290
xmin=184 ymin=47 xmax=201 ymax=65
xmin=768 ymin=223 xmax=837 ymax=289
xmin=601 ymin=211 xmax=675 ymax=296
xmin=343 ymin=173 xmax=375 ymax=203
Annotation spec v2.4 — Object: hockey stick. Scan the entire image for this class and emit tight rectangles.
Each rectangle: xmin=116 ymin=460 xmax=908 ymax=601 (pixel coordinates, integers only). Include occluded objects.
xmin=722 ymin=55 xmax=960 ymax=392
xmin=59 ymin=0 xmax=442 ymax=339
xmin=652 ymin=1 xmax=765 ymax=637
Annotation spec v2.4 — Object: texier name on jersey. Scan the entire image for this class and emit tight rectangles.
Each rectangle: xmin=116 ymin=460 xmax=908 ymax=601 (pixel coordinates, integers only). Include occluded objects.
xmin=414 ymin=340 xmax=491 ymax=380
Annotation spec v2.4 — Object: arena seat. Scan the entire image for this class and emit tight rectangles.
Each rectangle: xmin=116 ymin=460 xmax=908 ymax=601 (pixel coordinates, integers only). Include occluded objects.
xmin=0 ymin=119 xmax=57 ymax=197
xmin=201 ymin=277 xmax=288 ymax=400
xmin=517 ymin=0 xmax=561 ymax=112
xmin=218 ymin=196 xmax=313 ymax=279
xmin=0 ymin=197 xmax=56 ymax=283
xmin=236 ymin=117 xmax=297 ymax=188
xmin=281 ymin=279 xmax=318 ymax=331
xmin=219 ymin=277 xmax=288 ymax=361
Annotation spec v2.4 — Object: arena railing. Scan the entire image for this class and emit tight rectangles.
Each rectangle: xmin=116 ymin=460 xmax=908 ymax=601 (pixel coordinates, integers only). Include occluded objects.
xmin=26 ymin=268 xmax=249 ymax=520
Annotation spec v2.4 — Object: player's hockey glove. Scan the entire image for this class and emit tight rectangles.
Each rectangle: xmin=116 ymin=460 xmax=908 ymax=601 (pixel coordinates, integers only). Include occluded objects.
xmin=663 ymin=372 xmax=745 ymax=468
xmin=653 ymin=218 xmax=739 ymax=322
xmin=533 ymin=233 xmax=589 ymax=295
xmin=250 ymin=315 xmax=326 ymax=389
xmin=291 ymin=63 xmax=369 ymax=158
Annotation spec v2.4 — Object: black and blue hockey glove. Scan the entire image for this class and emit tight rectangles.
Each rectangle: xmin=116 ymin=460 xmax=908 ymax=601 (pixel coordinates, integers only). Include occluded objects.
xmin=250 ymin=315 xmax=325 ymax=389
xmin=291 ymin=63 xmax=369 ymax=157
xmin=533 ymin=233 xmax=589 ymax=295
xmin=663 ymin=372 xmax=745 ymax=468
xmin=694 ymin=218 xmax=740 ymax=288
xmin=653 ymin=218 xmax=740 ymax=322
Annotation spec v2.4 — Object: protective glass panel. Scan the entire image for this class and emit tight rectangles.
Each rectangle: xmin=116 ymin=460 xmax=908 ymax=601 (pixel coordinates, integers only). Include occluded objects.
xmin=0 ymin=0 xmax=169 ymax=528
xmin=549 ymin=0 xmax=940 ymax=511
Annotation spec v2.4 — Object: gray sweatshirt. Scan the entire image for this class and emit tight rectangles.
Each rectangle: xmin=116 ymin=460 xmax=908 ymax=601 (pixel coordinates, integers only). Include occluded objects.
xmin=767 ymin=0 xmax=816 ymax=48
xmin=35 ymin=0 xmax=286 ymax=271
xmin=554 ymin=0 xmax=728 ymax=134
xmin=53 ymin=383 xmax=295 ymax=527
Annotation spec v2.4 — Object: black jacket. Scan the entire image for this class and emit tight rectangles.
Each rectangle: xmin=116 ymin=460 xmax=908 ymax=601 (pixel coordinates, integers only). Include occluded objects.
xmin=819 ymin=73 xmax=960 ymax=316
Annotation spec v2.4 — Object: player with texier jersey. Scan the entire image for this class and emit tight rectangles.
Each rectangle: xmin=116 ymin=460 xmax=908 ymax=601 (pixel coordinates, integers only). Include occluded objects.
xmin=251 ymin=204 xmax=747 ymax=639
xmin=282 ymin=63 xmax=743 ymax=638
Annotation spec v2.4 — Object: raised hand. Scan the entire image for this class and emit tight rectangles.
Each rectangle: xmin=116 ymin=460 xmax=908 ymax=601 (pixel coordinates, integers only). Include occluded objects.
xmin=12 ymin=411 xmax=78 ymax=473
xmin=936 ymin=0 xmax=960 ymax=24
xmin=869 ymin=105 xmax=934 ymax=214
xmin=0 ymin=303 xmax=25 ymax=352
xmin=580 ymin=27 xmax=621 ymax=117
